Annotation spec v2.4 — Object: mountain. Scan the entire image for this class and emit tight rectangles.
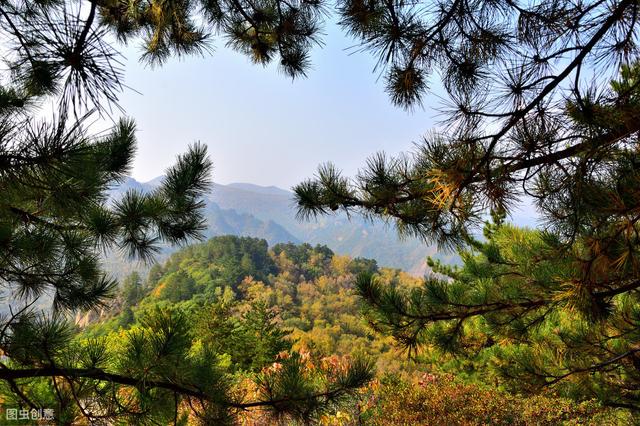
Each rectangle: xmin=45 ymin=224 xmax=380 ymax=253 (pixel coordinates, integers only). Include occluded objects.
xmin=206 ymin=181 xmax=455 ymax=274
xmin=202 ymin=202 xmax=299 ymax=244
xmin=225 ymin=183 xmax=291 ymax=197
xmin=107 ymin=176 xmax=456 ymax=275
xmin=83 ymin=236 xmax=626 ymax=426
xmin=107 ymin=176 xmax=152 ymax=199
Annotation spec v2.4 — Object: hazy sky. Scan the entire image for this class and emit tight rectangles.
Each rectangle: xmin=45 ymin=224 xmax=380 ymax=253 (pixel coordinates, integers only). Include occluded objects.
xmin=111 ymin=21 xmax=441 ymax=189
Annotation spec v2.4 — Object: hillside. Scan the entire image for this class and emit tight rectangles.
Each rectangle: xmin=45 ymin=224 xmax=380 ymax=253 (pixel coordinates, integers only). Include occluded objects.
xmin=82 ymin=236 xmax=629 ymax=425
xmin=88 ymin=236 xmax=401 ymax=365
xmin=108 ymin=177 xmax=454 ymax=275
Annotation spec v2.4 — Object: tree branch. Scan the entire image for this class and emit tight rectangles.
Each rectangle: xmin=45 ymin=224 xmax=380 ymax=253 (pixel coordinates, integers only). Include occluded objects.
xmin=0 ymin=366 xmax=357 ymax=410
xmin=457 ymin=0 xmax=636 ymax=197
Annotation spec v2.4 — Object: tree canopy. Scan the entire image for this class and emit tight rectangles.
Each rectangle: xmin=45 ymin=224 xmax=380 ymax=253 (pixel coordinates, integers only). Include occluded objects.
xmin=76 ymin=235 xmax=632 ymax=423
xmin=356 ymin=211 xmax=640 ymax=410
xmin=289 ymin=4 xmax=640 ymax=410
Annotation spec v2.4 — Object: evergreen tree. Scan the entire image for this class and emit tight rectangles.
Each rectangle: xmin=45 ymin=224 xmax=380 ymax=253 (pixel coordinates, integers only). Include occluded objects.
xmin=292 ymin=0 xmax=640 ymax=272
xmin=317 ymin=59 xmax=639 ymax=401
xmin=285 ymin=0 xmax=640 ymax=412
xmin=4 ymin=0 xmax=638 ymax=418
xmin=0 ymin=0 xmax=372 ymax=423
xmin=354 ymin=211 xmax=640 ymax=409
xmin=122 ymin=271 xmax=144 ymax=307
xmin=195 ymin=301 xmax=291 ymax=372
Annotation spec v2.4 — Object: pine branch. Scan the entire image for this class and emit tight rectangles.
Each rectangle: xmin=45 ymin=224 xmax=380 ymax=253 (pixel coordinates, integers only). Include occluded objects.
xmin=543 ymin=348 xmax=640 ymax=386
xmin=0 ymin=366 xmax=364 ymax=410
xmin=0 ymin=7 xmax=36 ymax=66
xmin=456 ymin=0 xmax=635 ymax=198
xmin=73 ymin=0 xmax=97 ymax=58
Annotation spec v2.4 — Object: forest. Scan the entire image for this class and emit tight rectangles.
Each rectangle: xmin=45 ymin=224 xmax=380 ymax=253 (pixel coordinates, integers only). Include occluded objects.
xmin=8 ymin=233 xmax=630 ymax=424
xmin=1 ymin=0 xmax=640 ymax=423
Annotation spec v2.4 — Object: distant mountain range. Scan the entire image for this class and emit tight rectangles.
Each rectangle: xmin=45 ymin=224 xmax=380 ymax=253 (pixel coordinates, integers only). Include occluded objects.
xmin=105 ymin=176 xmax=544 ymax=278
xmin=104 ymin=177 xmax=459 ymax=276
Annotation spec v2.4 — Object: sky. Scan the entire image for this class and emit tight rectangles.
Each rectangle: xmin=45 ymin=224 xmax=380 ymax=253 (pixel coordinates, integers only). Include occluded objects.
xmin=109 ymin=21 xmax=441 ymax=190
xmin=97 ymin=21 xmax=540 ymax=227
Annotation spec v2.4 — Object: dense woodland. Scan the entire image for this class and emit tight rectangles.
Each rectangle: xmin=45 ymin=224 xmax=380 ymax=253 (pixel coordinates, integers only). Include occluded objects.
xmin=26 ymin=233 xmax=626 ymax=424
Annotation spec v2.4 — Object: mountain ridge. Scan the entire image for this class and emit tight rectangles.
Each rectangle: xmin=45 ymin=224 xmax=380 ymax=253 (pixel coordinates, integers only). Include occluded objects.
xmin=110 ymin=176 xmax=455 ymax=275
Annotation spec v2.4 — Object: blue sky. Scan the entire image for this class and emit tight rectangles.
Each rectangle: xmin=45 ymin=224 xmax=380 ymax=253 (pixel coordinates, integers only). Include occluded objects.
xmin=109 ymin=21 xmax=539 ymax=226
xmin=113 ymin=21 xmax=440 ymax=189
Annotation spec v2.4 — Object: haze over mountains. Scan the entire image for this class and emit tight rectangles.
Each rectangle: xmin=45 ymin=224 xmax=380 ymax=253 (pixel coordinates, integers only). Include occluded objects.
xmin=106 ymin=177 xmax=458 ymax=276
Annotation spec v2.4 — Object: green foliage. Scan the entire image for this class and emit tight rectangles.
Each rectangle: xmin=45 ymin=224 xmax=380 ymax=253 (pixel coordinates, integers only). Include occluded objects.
xmin=161 ymin=235 xmax=277 ymax=291
xmin=0 ymin=237 xmax=379 ymax=423
xmin=2 ymin=0 xmax=637 ymax=421
xmin=288 ymin=61 xmax=640 ymax=416
xmin=4 ymin=0 xmax=633 ymax=107
xmin=272 ymin=242 xmax=335 ymax=279
xmin=194 ymin=301 xmax=291 ymax=372
xmin=73 ymin=235 xmax=632 ymax=423
xmin=0 ymin=114 xmax=214 ymax=418
xmin=356 ymin=217 xmax=640 ymax=410
xmin=96 ymin=236 xmax=388 ymax=364
xmin=296 ymin=62 xmax=640 ymax=251
xmin=121 ymin=271 xmax=145 ymax=307
xmin=0 ymin=10 xmax=216 ymax=415
xmin=291 ymin=31 xmax=640 ymax=416
xmin=1 ymin=0 xmax=379 ymax=418
xmin=1 ymin=296 xmax=373 ymax=424
xmin=157 ymin=270 xmax=197 ymax=302
xmin=0 ymin=114 xmax=213 ymax=308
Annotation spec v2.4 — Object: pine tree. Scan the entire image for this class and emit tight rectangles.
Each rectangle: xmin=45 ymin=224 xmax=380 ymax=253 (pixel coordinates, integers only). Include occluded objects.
xmin=297 ymin=65 xmax=640 ymax=408
xmin=122 ymin=271 xmax=144 ymax=307
xmin=290 ymin=2 xmax=640 ymax=411
xmin=4 ymin=0 xmax=638 ymax=418
xmin=354 ymin=212 xmax=640 ymax=410
xmin=0 ymin=0 xmax=373 ymax=423
xmin=294 ymin=0 xmax=640 ymax=251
